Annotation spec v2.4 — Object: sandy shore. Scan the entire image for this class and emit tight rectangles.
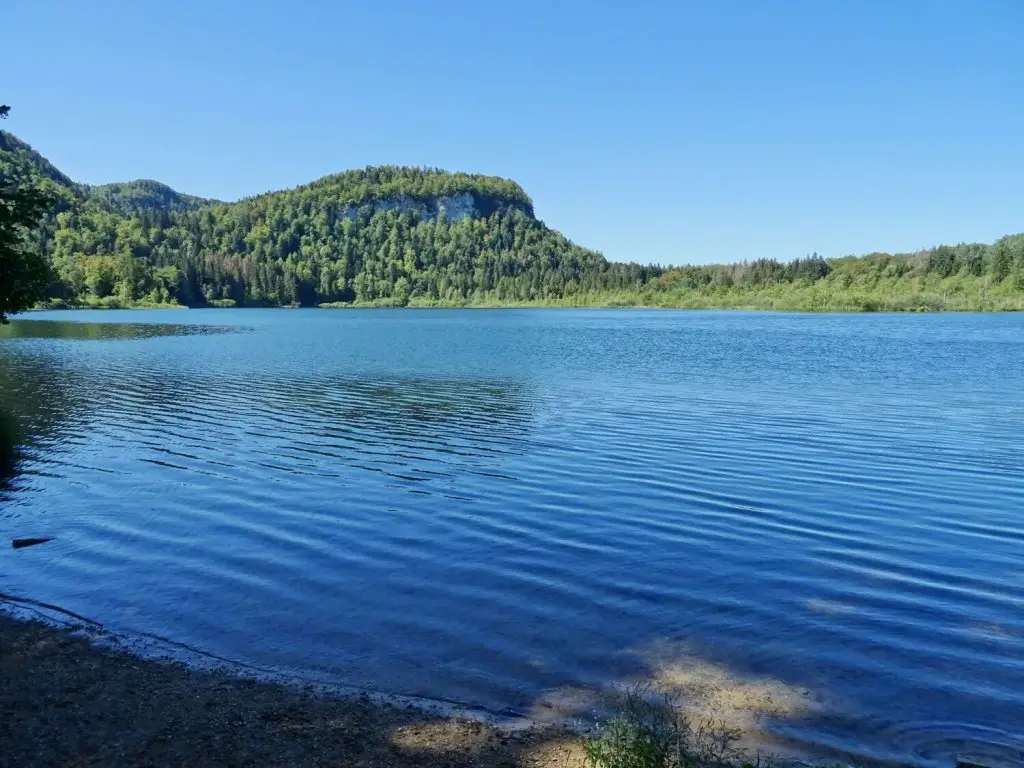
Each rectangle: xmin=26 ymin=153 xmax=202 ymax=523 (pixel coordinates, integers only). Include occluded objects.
xmin=0 ymin=612 xmax=584 ymax=767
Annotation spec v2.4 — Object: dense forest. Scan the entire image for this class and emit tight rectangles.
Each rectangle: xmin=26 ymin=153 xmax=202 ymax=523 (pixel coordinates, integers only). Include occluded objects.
xmin=3 ymin=128 xmax=1024 ymax=312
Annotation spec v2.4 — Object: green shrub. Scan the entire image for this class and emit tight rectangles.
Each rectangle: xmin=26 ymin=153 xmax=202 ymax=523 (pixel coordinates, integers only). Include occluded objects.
xmin=583 ymin=689 xmax=746 ymax=768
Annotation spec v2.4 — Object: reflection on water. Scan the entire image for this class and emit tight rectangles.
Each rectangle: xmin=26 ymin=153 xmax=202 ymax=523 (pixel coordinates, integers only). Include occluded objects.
xmin=0 ymin=348 xmax=88 ymax=499
xmin=0 ymin=409 xmax=18 ymax=492
xmin=1 ymin=308 xmax=1024 ymax=767
xmin=0 ymin=319 xmax=239 ymax=340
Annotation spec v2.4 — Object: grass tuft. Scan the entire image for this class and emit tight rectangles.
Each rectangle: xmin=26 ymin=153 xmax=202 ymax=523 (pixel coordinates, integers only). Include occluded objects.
xmin=582 ymin=688 xmax=762 ymax=768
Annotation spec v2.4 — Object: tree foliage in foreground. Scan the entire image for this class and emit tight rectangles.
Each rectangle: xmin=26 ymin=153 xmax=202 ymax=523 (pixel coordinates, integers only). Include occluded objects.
xmin=0 ymin=109 xmax=54 ymax=322
xmin=2 ymin=125 xmax=1023 ymax=313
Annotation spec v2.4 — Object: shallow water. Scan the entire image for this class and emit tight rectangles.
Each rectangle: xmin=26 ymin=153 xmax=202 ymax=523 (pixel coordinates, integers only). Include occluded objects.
xmin=2 ymin=309 xmax=1023 ymax=765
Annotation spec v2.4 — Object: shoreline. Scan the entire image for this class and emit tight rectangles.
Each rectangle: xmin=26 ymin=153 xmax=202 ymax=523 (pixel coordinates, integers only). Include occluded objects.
xmin=0 ymin=593 xmax=543 ymax=727
xmin=0 ymin=597 xmax=861 ymax=768
xmin=0 ymin=606 xmax=584 ymax=767
xmin=2 ymin=598 xmax=991 ymax=768
xmin=21 ymin=302 xmax=1024 ymax=315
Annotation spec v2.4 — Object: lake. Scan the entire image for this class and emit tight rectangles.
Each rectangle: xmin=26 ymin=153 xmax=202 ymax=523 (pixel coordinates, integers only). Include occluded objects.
xmin=2 ymin=309 xmax=1023 ymax=765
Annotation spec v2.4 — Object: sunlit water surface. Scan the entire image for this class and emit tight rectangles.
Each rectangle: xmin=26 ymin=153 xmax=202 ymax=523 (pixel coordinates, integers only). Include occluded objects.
xmin=2 ymin=309 xmax=1022 ymax=766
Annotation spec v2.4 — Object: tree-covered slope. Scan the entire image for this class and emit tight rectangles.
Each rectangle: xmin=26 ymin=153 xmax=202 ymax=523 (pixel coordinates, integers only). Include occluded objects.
xmin=284 ymin=166 xmax=534 ymax=217
xmin=1 ymin=130 xmax=654 ymax=308
xmin=0 ymin=131 xmax=76 ymax=189
xmin=84 ymin=180 xmax=220 ymax=215
xmin=2 ymin=128 xmax=1023 ymax=312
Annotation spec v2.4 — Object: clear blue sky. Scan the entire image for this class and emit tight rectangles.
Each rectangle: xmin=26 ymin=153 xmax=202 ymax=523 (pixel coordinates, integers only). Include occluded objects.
xmin=6 ymin=0 xmax=1022 ymax=265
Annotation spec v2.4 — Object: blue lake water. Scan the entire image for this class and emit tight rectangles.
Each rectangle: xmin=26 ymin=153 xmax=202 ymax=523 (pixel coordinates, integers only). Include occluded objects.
xmin=1 ymin=309 xmax=1023 ymax=765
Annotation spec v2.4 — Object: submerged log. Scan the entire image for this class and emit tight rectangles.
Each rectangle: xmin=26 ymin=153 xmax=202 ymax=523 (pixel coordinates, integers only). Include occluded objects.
xmin=11 ymin=537 xmax=52 ymax=549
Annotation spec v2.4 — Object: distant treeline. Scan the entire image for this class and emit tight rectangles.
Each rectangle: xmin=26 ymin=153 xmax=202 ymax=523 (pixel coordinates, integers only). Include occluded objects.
xmin=2 ymin=129 xmax=1023 ymax=311
xmin=646 ymin=237 xmax=1024 ymax=311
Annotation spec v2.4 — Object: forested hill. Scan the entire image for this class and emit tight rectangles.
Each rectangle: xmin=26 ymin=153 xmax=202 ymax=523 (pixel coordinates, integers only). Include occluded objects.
xmin=3 ymin=128 xmax=1024 ymax=311
xmin=84 ymin=181 xmax=220 ymax=215
xmin=2 ymin=130 xmax=655 ymax=308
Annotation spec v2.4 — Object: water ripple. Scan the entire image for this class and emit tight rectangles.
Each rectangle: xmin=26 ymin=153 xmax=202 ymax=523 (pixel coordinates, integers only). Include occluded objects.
xmin=2 ymin=309 xmax=1024 ymax=765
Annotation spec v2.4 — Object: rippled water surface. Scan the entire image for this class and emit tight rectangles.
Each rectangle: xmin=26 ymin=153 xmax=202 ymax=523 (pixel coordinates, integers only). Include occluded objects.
xmin=2 ymin=309 xmax=1023 ymax=765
